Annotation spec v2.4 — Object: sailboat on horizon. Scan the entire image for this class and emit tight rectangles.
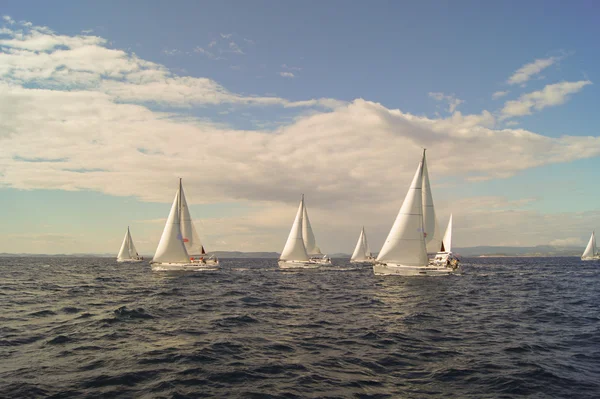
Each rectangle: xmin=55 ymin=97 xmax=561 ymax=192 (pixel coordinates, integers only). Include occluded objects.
xmin=116 ymin=226 xmax=144 ymax=263
xmin=278 ymin=195 xmax=319 ymax=269
xmin=581 ymin=231 xmax=600 ymax=261
xmin=350 ymin=226 xmax=375 ymax=264
xmin=431 ymin=214 xmax=460 ymax=268
xmin=302 ymin=199 xmax=332 ymax=265
xmin=373 ymin=150 xmax=460 ymax=276
xmin=151 ymin=179 xmax=219 ymax=271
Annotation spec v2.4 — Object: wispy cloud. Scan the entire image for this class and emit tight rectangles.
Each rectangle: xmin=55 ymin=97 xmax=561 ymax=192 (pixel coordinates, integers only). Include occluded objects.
xmin=501 ymin=80 xmax=592 ymax=118
xmin=194 ymin=46 xmax=217 ymax=59
xmin=279 ymin=72 xmax=295 ymax=78
xmin=282 ymin=64 xmax=302 ymax=71
xmin=428 ymin=92 xmax=464 ymax=113
xmin=507 ymin=56 xmax=559 ymax=86
xmin=220 ymin=33 xmax=232 ymax=39
xmin=163 ymin=48 xmax=182 ymax=56
xmin=2 ymin=15 xmax=15 ymax=25
xmin=492 ymin=90 xmax=509 ymax=100
xmin=228 ymin=41 xmax=244 ymax=54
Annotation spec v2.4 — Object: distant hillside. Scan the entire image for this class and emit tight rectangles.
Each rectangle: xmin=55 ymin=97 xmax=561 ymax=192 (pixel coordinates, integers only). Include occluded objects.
xmin=454 ymin=245 xmax=582 ymax=257
xmin=0 ymin=246 xmax=583 ymax=258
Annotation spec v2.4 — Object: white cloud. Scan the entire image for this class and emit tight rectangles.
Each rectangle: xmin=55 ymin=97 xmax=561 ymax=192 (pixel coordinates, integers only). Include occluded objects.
xmin=220 ymin=33 xmax=232 ymax=39
xmin=492 ymin=90 xmax=509 ymax=99
xmin=282 ymin=64 xmax=302 ymax=71
xmin=228 ymin=41 xmax=244 ymax=54
xmin=2 ymin=15 xmax=15 ymax=25
xmin=429 ymin=92 xmax=464 ymax=113
xmin=501 ymin=80 xmax=592 ymax=118
xmin=208 ymin=40 xmax=217 ymax=48
xmin=507 ymin=56 xmax=558 ymax=85
xmin=279 ymin=72 xmax=295 ymax=78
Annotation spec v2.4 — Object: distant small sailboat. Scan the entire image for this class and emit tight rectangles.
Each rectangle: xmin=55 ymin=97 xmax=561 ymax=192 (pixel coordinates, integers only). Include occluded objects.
xmin=117 ymin=226 xmax=143 ymax=263
xmin=581 ymin=231 xmax=600 ymax=261
xmin=431 ymin=214 xmax=460 ymax=268
xmin=302 ymin=199 xmax=332 ymax=265
xmin=350 ymin=226 xmax=375 ymax=264
xmin=374 ymin=150 xmax=459 ymax=276
xmin=151 ymin=179 xmax=218 ymax=271
xmin=278 ymin=195 xmax=319 ymax=269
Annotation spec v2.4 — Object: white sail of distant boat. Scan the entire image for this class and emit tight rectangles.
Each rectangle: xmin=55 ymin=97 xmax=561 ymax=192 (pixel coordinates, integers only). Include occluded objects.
xmin=581 ymin=231 xmax=600 ymax=261
xmin=374 ymin=150 xmax=459 ymax=276
xmin=179 ymin=181 xmax=218 ymax=265
xmin=421 ymin=150 xmax=441 ymax=253
xmin=302 ymin=199 xmax=331 ymax=265
xmin=432 ymin=214 xmax=460 ymax=268
xmin=350 ymin=226 xmax=374 ymax=264
xmin=116 ymin=226 xmax=143 ymax=263
xmin=441 ymin=214 xmax=453 ymax=252
xmin=151 ymin=179 xmax=218 ymax=271
xmin=279 ymin=195 xmax=317 ymax=268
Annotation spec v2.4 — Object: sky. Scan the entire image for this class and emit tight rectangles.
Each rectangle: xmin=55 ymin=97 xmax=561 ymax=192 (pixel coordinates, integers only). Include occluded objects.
xmin=1 ymin=0 xmax=599 ymax=255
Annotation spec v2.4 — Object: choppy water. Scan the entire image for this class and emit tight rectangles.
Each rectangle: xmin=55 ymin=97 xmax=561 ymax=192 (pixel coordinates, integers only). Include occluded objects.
xmin=1 ymin=257 xmax=599 ymax=398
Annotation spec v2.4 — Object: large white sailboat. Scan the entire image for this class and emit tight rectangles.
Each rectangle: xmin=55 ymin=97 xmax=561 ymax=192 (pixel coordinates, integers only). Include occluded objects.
xmin=373 ymin=150 xmax=459 ymax=276
xmin=302 ymin=200 xmax=332 ymax=265
xmin=431 ymin=214 xmax=460 ymax=268
xmin=278 ymin=195 xmax=319 ymax=269
xmin=116 ymin=226 xmax=144 ymax=263
xmin=350 ymin=226 xmax=375 ymax=264
xmin=581 ymin=231 xmax=600 ymax=261
xmin=151 ymin=179 xmax=218 ymax=271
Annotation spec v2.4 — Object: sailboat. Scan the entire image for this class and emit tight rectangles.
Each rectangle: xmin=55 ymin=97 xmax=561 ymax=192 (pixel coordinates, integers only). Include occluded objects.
xmin=302 ymin=199 xmax=332 ymax=265
xmin=151 ymin=179 xmax=218 ymax=271
xmin=373 ymin=150 xmax=459 ymax=276
xmin=581 ymin=231 xmax=600 ymax=261
xmin=431 ymin=214 xmax=460 ymax=268
xmin=278 ymin=195 xmax=319 ymax=269
xmin=116 ymin=226 xmax=144 ymax=263
xmin=350 ymin=226 xmax=375 ymax=264
xmin=179 ymin=181 xmax=219 ymax=266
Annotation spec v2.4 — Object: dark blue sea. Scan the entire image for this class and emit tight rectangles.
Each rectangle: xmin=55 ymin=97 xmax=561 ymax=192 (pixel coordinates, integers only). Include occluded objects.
xmin=1 ymin=257 xmax=599 ymax=398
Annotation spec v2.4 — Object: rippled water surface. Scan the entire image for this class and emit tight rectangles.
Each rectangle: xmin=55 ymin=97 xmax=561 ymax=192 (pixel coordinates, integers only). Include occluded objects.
xmin=1 ymin=257 xmax=599 ymax=398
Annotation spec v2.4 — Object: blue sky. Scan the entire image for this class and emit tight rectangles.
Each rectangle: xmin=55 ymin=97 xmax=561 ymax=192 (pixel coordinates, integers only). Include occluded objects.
xmin=1 ymin=1 xmax=599 ymax=254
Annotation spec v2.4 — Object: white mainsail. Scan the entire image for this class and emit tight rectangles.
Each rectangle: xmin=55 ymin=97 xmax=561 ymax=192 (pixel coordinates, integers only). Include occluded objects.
xmin=440 ymin=214 xmax=453 ymax=252
xmin=280 ymin=196 xmax=310 ymax=262
xmin=376 ymin=156 xmax=428 ymax=266
xmin=582 ymin=231 xmax=597 ymax=259
xmin=179 ymin=180 xmax=206 ymax=256
xmin=351 ymin=226 xmax=372 ymax=262
xmin=422 ymin=150 xmax=441 ymax=253
xmin=302 ymin=202 xmax=322 ymax=255
xmin=152 ymin=181 xmax=190 ymax=264
xmin=117 ymin=226 xmax=139 ymax=260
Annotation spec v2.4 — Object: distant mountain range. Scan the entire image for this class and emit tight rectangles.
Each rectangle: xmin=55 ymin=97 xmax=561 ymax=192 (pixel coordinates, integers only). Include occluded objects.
xmin=0 ymin=246 xmax=584 ymax=258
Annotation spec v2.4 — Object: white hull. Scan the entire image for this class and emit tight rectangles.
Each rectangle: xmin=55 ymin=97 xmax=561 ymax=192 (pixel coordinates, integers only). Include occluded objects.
xmin=151 ymin=262 xmax=218 ymax=271
xmin=310 ymin=256 xmax=332 ymax=265
xmin=117 ymin=258 xmax=144 ymax=263
xmin=431 ymin=251 xmax=460 ymax=268
xmin=350 ymin=259 xmax=375 ymax=265
xmin=581 ymin=256 xmax=600 ymax=261
xmin=373 ymin=262 xmax=459 ymax=276
xmin=278 ymin=260 xmax=320 ymax=269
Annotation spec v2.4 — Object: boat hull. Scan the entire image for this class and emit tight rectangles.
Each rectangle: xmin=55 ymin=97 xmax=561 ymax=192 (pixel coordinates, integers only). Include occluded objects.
xmin=581 ymin=257 xmax=600 ymax=261
xmin=151 ymin=262 xmax=218 ymax=271
xmin=117 ymin=258 xmax=144 ymax=263
xmin=373 ymin=262 xmax=459 ymax=276
xmin=350 ymin=258 xmax=375 ymax=265
xmin=278 ymin=260 xmax=320 ymax=269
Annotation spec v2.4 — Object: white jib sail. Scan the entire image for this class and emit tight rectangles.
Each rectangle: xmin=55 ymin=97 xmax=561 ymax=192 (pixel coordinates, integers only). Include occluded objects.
xmin=377 ymin=156 xmax=428 ymax=266
xmin=441 ymin=214 xmax=453 ymax=252
xmin=421 ymin=150 xmax=441 ymax=253
xmin=280 ymin=196 xmax=310 ymax=261
xmin=153 ymin=182 xmax=191 ymax=264
xmin=582 ymin=232 xmax=596 ymax=259
xmin=179 ymin=181 xmax=205 ymax=256
xmin=117 ymin=227 xmax=132 ymax=260
xmin=363 ymin=227 xmax=373 ymax=257
xmin=302 ymin=202 xmax=322 ymax=255
xmin=351 ymin=227 xmax=367 ymax=261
